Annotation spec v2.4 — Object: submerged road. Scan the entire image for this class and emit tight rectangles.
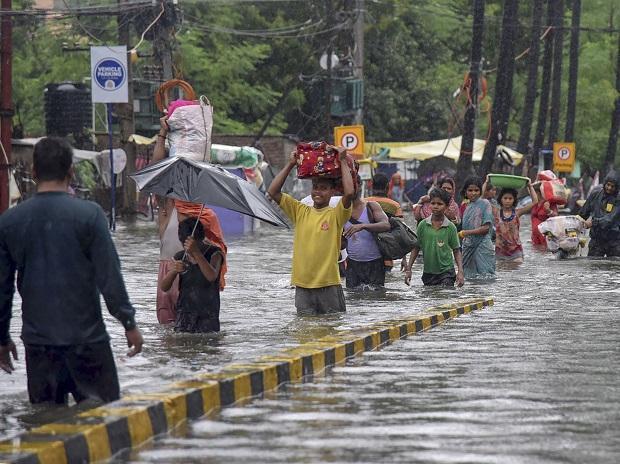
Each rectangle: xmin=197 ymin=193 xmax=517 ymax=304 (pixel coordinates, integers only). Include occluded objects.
xmin=1 ymin=216 xmax=619 ymax=463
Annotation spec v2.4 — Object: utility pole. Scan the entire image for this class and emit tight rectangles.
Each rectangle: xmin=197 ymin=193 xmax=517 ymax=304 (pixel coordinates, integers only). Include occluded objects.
xmin=325 ymin=0 xmax=334 ymax=142
xmin=118 ymin=0 xmax=137 ymax=215
xmin=0 ymin=0 xmax=12 ymax=213
xmin=154 ymin=1 xmax=175 ymax=82
xmin=457 ymin=0 xmax=485 ymax=185
xmin=352 ymin=0 xmax=364 ymax=125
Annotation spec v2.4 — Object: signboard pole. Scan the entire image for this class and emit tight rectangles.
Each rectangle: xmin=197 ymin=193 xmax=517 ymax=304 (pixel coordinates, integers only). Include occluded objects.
xmin=107 ymin=103 xmax=116 ymax=231
xmin=90 ymin=45 xmax=128 ymax=230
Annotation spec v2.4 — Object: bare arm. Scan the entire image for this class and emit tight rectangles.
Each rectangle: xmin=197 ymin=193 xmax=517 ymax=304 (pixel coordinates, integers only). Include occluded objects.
xmin=184 ymin=238 xmax=222 ymax=282
xmin=267 ymin=151 xmax=297 ymax=205
xmin=517 ymin=180 xmax=538 ymax=216
xmin=160 ymin=260 xmax=183 ymax=292
xmin=460 ymin=223 xmax=490 ymax=238
xmin=404 ymin=247 xmax=420 ymax=285
xmin=338 ymin=148 xmax=354 ymax=209
xmin=482 ymin=174 xmax=491 ymax=196
xmin=194 ymin=251 xmax=223 ymax=283
xmin=453 ymin=248 xmax=464 ymax=287
xmin=343 ymin=201 xmax=390 ymax=238
xmin=152 ymin=116 xmax=169 ymax=163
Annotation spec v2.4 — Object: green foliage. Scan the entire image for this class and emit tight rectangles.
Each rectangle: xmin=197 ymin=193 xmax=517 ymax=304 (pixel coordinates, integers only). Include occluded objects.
xmin=8 ymin=0 xmax=620 ymax=168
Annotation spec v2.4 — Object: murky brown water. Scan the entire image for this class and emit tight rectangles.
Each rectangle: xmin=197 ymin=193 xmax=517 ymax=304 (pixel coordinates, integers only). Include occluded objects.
xmin=2 ymin=215 xmax=620 ymax=463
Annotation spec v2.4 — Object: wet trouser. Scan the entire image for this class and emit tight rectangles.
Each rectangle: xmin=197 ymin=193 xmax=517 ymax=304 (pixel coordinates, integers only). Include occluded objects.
xmin=295 ymin=285 xmax=346 ymax=316
xmin=345 ymin=257 xmax=385 ymax=289
xmin=588 ymin=238 xmax=620 ymax=257
xmin=422 ymin=269 xmax=456 ymax=286
xmin=24 ymin=341 xmax=120 ymax=405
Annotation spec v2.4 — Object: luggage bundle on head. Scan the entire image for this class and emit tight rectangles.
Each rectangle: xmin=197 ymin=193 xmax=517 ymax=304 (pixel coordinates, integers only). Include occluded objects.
xmin=156 ymin=80 xmax=213 ymax=163
xmin=295 ymin=141 xmax=359 ymax=191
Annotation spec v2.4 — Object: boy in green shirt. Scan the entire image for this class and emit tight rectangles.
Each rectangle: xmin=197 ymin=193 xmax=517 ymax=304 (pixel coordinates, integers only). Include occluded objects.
xmin=405 ymin=188 xmax=464 ymax=287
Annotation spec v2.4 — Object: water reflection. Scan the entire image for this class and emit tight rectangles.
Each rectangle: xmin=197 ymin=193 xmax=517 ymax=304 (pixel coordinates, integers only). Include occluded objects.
xmin=2 ymin=215 xmax=620 ymax=463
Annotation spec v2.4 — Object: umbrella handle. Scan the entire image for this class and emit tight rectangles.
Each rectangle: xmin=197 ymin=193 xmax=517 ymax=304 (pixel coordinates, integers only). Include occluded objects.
xmin=181 ymin=203 xmax=206 ymax=262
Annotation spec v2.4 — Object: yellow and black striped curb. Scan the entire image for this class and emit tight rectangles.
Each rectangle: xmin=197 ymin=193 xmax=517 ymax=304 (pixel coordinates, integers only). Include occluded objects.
xmin=0 ymin=297 xmax=493 ymax=464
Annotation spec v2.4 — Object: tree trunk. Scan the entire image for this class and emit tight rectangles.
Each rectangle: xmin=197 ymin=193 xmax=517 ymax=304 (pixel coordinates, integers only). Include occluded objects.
xmin=516 ymin=0 xmax=544 ymax=156
xmin=548 ymin=0 xmax=565 ymax=147
xmin=479 ymin=0 xmax=519 ymax=178
xmin=564 ymin=0 xmax=581 ymax=142
xmin=604 ymin=32 xmax=620 ymax=173
xmin=532 ymin=0 xmax=555 ymax=167
xmin=457 ymin=0 xmax=485 ymax=187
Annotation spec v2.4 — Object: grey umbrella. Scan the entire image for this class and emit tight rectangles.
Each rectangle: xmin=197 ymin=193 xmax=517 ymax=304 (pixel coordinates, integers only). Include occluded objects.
xmin=130 ymin=156 xmax=289 ymax=228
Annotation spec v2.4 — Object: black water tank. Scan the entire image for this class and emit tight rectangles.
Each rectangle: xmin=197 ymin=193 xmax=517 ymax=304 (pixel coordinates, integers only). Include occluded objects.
xmin=44 ymin=82 xmax=92 ymax=136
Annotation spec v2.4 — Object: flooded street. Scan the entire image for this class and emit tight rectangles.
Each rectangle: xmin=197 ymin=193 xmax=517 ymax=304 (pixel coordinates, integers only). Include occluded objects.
xmin=2 ymin=215 xmax=620 ymax=463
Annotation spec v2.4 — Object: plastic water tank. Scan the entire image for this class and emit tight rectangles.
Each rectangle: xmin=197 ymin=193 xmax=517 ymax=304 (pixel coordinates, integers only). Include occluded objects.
xmin=44 ymin=82 xmax=92 ymax=136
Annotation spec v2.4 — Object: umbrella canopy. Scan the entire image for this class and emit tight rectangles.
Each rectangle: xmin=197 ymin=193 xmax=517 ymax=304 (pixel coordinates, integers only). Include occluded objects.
xmin=130 ymin=156 xmax=289 ymax=228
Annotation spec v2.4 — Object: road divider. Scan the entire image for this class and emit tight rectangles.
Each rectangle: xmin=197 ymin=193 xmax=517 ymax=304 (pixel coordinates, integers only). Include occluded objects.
xmin=0 ymin=297 xmax=493 ymax=464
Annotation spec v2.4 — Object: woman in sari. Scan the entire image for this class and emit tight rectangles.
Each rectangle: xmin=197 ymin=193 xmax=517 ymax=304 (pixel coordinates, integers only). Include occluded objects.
xmin=459 ymin=176 xmax=496 ymax=279
xmin=413 ymin=177 xmax=461 ymax=224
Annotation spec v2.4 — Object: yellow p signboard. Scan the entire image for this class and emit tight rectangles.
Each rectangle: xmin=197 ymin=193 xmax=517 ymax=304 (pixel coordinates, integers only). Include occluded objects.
xmin=334 ymin=125 xmax=365 ymax=158
xmin=553 ymin=142 xmax=576 ymax=173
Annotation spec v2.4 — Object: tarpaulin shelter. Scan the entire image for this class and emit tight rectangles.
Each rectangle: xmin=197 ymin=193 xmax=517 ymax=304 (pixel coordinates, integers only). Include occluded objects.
xmin=366 ymin=137 xmax=524 ymax=166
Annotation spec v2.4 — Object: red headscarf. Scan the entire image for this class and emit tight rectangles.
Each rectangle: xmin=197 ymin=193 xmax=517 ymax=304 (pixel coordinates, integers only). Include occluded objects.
xmin=175 ymin=200 xmax=228 ymax=290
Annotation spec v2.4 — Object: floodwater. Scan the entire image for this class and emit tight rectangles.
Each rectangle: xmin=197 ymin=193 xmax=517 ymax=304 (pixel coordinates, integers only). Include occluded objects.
xmin=1 ymin=215 xmax=620 ymax=464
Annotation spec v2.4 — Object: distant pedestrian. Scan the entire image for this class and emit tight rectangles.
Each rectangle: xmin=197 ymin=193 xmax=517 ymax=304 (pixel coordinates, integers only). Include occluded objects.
xmin=578 ymin=171 xmax=620 ymax=257
xmin=267 ymin=149 xmax=354 ymax=315
xmin=388 ymin=172 xmax=405 ymax=204
xmin=404 ymin=188 xmax=464 ymax=287
xmin=366 ymin=172 xmax=403 ymax=217
xmin=160 ymin=218 xmax=224 ymax=332
xmin=0 ymin=137 xmax=143 ymax=405
xmin=530 ymin=184 xmax=559 ymax=247
xmin=413 ymin=176 xmax=461 ymax=224
xmin=459 ymin=176 xmax=496 ymax=279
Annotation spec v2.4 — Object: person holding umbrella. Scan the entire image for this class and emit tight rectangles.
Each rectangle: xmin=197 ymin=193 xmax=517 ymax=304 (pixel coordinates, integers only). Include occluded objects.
xmin=267 ymin=148 xmax=354 ymax=315
xmin=151 ymin=116 xmax=228 ymax=324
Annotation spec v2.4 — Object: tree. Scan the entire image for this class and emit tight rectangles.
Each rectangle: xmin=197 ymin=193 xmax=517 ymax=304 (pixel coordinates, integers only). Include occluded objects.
xmin=532 ymin=0 xmax=556 ymax=167
xmin=457 ymin=0 xmax=485 ymax=184
xmin=516 ymin=0 xmax=544 ymax=156
xmin=604 ymin=32 xmax=620 ymax=173
xmin=548 ymin=0 xmax=565 ymax=147
xmin=479 ymin=0 xmax=519 ymax=178
xmin=564 ymin=0 xmax=581 ymax=141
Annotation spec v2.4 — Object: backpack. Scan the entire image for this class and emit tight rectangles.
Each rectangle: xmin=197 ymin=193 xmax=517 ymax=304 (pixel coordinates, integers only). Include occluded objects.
xmin=364 ymin=204 xmax=418 ymax=260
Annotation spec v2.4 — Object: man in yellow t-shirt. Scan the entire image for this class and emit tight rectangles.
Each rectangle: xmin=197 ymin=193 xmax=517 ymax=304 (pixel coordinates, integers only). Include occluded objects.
xmin=268 ymin=148 xmax=354 ymax=315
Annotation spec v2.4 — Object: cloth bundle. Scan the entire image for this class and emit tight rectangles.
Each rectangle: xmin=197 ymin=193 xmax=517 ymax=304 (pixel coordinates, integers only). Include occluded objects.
xmin=167 ymin=96 xmax=213 ymax=162
xmin=295 ymin=141 xmax=359 ymax=190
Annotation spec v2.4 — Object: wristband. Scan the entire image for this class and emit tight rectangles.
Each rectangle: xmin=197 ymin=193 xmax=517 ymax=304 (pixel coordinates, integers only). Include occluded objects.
xmin=157 ymin=133 xmax=167 ymax=139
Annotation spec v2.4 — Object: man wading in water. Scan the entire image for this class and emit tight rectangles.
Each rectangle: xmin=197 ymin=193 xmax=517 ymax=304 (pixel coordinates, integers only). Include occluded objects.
xmin=0 ymin=137 xmax=143 ymax=405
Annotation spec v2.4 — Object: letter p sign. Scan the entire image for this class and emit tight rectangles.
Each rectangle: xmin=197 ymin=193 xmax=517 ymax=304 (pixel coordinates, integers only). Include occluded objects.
xmin=334 ymin=125 xmax=365 ymax=157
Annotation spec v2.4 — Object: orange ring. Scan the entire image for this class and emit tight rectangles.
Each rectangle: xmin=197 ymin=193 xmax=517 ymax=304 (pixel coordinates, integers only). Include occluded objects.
xmin=155 ymin=79 xmax=197 ymax=113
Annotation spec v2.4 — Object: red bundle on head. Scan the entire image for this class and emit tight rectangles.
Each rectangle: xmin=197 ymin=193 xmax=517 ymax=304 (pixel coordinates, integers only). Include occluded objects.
xmin=295 ymin=141 xmax=359 ymax=191
xmin=541 ymin=180 xmax=568 ymax=205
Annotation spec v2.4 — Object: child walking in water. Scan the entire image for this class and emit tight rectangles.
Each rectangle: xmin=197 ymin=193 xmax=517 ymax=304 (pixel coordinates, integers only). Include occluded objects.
xmin=405 ymin=188 xmax=464 ymax=287
xmin=160 ymin=218 xmax=224 ymax=333
xmin=489 ymin=176 xmax=538 ymax=262
xmin=459 ymin=176 xmax=496 ymax=279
